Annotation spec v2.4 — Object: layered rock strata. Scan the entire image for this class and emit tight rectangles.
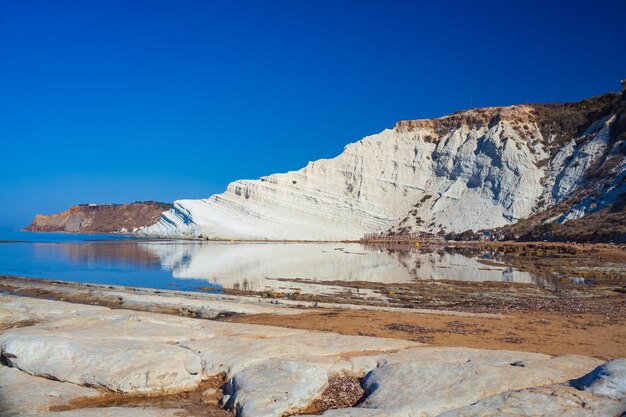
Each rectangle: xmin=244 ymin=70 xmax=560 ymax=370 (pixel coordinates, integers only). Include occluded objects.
xmin=141 ymin=91 xmax=626 ymax=240
xmin=25 ymin=201 xmax=172 ymax=233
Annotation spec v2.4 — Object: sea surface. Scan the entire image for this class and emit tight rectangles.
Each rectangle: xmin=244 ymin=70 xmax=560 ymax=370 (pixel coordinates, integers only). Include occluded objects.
xmin=0 ymin=231 xmax=555 ymax=295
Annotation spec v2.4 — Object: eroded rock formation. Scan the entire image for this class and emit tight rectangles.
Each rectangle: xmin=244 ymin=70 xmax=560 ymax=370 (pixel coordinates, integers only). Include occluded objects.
xmin=141 ymin=90 xmax=626 ymax=240
xmin=0 ymin=294 xmax=624 ymax=416
xmin=25 ymin=201 xmax=172 ymax=233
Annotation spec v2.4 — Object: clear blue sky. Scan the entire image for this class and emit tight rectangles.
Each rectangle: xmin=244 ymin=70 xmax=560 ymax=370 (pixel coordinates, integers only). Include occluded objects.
xmin=1 ymin=0 xmax=625 ymax=229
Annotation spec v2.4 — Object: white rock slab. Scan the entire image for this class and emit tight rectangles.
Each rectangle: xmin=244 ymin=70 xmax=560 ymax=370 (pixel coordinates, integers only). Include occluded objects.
xmin=0 ymin=294 xmax=619 ymax=417
xmin=0 ymin=294 xmax=104 ymax=322
xmin=228 ymin=359 xmax=330 ymax=417
xmin=0 ymin=278 xmax=306 ymax=318
xmin=0 ymin=365 xmax=104 ymax=416
xmin=0 ymin=294 xmax=416 ymax=414
xmin=0 ymin=277 xmax=505 ymax=319
xmin=1 ymin=333 xmax=203 ymax=395
xmin=437 ymin=385 xmax=626 ymax=417
xmin=0 ymin=305 xmax=34 ymax=330
xmin=185 ymin=332 xmax=416 ymax=377
xmin=570 ymin=358 xmax=626 ymax=400
xmin=316 ymin=348 xmax=603 ymax=417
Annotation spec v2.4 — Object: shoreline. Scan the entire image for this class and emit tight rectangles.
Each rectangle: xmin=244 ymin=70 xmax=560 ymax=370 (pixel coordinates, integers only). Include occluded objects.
xmin=1 ymin=275 xmax=624 ymax=360
xmin=1 ymin=276 xmax=624 ymax=416
xmin=1 ymin=241 xmax=625 ymax=414
xmin=10 ymin=229 xmax=626 ymax=247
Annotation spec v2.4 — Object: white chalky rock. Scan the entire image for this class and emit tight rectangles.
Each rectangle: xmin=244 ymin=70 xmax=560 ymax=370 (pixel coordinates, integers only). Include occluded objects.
xmin=436 ymin=385 xmax=626 ymax=417
xmin=0 ymin=365 xmax=104 ymax=416
xmin=228 ymin=359 xmax=330 ymax=417
xmin=0 ymin=295 xmax=104 ymax=322
xmin=0 ymin=294 xmax=617 ymax=417
xmin=0 ymin=333 xmax=203 ymax=395
xmin=0 ymin=294 xmax=416 ymax=415
xmin=140 ymin=105 xmax=623 ymax=240
xmin=0 ymin=305 xmax=34 ymax=330
xmin=320 ymin=349 xmax=603 ymax=417
xmin=570 ymin=359 xmax=626 ymax=400
xmin=185 ymin=332 xmax=415 ymax=377
xmin=0 ymin=278 xmax=306 ymax=321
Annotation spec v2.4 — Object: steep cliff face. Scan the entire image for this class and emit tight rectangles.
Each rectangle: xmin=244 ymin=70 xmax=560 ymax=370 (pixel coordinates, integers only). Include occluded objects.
xmin=140 ymin=90 xmax=625 ymax=241
xmin=25 ymin=202 xmax=172 ymax=233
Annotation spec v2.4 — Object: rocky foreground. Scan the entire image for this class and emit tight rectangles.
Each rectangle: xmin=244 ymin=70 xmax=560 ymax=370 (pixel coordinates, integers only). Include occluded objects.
xmin=24 ymin=202 xmax=172 ymax=233
xmin=0 ymin=288 xmax=625 ymax=416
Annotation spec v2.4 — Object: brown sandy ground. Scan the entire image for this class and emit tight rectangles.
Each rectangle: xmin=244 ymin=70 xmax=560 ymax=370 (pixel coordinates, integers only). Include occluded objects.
xmin=232 ymin=297 xmax=626 ymax=361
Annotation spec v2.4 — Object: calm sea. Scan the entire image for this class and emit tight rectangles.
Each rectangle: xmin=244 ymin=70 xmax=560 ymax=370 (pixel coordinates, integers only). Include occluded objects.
xmin=0 ymin=231 xmax=553 ymax=295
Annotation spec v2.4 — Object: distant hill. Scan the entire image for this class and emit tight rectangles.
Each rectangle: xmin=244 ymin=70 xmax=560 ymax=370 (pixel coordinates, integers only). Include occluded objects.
xmin=25 ymin=201 xmax=172 ymax=233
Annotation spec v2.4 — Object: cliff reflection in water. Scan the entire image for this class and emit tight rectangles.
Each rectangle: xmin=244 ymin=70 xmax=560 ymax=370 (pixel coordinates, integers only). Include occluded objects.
xmin=137 ymin=241 xmax=555 ymax=293
xmin=3 ymin=233 xmax=557 ymax=294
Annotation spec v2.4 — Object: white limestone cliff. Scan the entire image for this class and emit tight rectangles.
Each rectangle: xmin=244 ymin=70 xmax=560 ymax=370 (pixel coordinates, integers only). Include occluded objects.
xmin=140 ymin=95 xmax=625 ymax=240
